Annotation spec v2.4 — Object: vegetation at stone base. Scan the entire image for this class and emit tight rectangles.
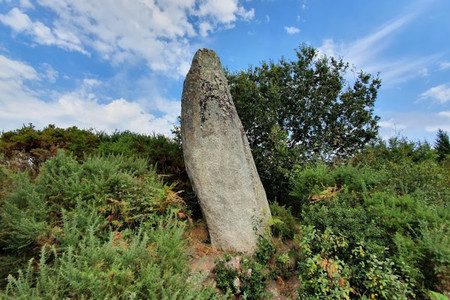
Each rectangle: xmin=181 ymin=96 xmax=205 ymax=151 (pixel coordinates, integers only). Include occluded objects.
xmin=212 ymin=136 xmax=449 ymax=299
xmin=227 ymin=44 xmax=381 ymax=201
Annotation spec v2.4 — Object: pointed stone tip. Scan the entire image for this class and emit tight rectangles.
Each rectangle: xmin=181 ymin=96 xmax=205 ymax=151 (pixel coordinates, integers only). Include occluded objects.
xmin=196 ymin=48 xmax=215 ymax=54
xmin=191 ymin=48 xmax=222 ymax=71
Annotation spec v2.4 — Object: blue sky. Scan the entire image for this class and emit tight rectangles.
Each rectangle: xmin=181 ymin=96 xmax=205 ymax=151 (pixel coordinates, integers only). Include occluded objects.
xmin=0 ymin=0 xmax=449 ymax=142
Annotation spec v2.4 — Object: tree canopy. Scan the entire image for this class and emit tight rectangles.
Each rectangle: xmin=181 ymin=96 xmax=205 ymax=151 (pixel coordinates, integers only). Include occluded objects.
xmin=435 ymin=129 xmax=450 ymax=162
xmin=227 ymin=45 xmax=381 ymax=200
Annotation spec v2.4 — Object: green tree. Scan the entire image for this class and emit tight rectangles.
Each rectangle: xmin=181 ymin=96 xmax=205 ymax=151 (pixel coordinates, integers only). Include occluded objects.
xmin=435 ymin=129 xmax=450 ymax=162
xmin=227 ymin=45 xmax=381 ymax=200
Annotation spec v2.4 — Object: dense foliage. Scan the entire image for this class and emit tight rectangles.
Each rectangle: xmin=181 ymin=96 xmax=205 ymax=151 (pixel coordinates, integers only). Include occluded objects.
xmin=435 ymin=129 xmax=450 ymax=162
xmin=0 ymin=124 xmax=199 ymax=215
xmin=0 ymin=124 xmax=99 ymax=173
xmin=1 ymin=116 xmax=449 ymax=297
xmin=290 ymin=137 xmax=449 ymax=298
xmin=227 ymin=45 xmax=381 ymax=200
xmin=0 ymin=149 xmax=217 ymax=298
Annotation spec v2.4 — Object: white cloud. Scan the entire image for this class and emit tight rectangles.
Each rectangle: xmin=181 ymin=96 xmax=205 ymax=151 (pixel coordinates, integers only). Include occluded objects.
xmin=40 ymin=63 xmax=58 ymax=83
xmin=238 ymin=6 xmax=255 ymax=21
xmin=420 ymin=83 xmax=450 ymax=104
xmin=0 ymin=54 xmax=38 ymax=81
xmin=425 ymin=125 xmax=450 ymax=133
xmin=0 ymin=54 xmax=178 ymax=135
xmin=199 ymin=22 xmax=214 ymax=37
xmin=440 ymin=62 xmax=450 ymax=70
xmin=379 ymin=111 xmax=450 ymax=141
xmin=378 ymin=119 xmax=406 ymax=130
xmin=0 ymin=8 xmax=88 ymax=54
xmin=284 ymin=26 xmax=300 ymax=34
xmin=0 ymin=0 xmax=254 ymax=77
xmin=419 ymin=68 xmax=429 ymax=77
xmin=19 ymin=0 xmax=34 ymax=9
xmin=197 ymin=1 xmax=254 ymax=23
xmin=438 ymin=111 xmax=450 ymax=118
xmin=0 ymin=7 xmax=32 ymax=32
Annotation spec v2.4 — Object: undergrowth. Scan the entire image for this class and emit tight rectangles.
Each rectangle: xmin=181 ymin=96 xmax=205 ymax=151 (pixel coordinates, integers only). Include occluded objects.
xmin=1 ymin=126 xmax=449 ymax=299
xmin=0 ymin=150 xmax=218 ymax=298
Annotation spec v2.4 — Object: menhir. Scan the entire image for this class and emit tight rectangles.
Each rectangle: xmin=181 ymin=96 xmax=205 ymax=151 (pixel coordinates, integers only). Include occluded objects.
xmin=181 ymin=49 xmax=271 ymax=253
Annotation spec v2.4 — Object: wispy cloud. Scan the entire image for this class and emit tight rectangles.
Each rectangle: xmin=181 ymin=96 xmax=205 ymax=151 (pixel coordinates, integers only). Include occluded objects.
xmin=379 ymin=119 xmax=406 ymax=131
xmin=419 ymin=68 xmax=429 ymax=77
xmin=379 ymin=111 xmax=450 ymax=140
xmin=317 ymin=2 xmax=436 ymax=86
xmin=284 ymin=26 xmax=300 ymax=34
xmin=420 ymin=83 xmax=450 ymax=104
xmin=440 ymin=62 xmax=450 ymax=70
xmin=438 ymin=111 xmax=450 ymax=118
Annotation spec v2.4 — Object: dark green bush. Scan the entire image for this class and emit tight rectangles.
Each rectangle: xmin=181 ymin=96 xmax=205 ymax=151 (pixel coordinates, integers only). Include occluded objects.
xmin=254 ymin=234 xmax=275 ymax=265
xmin=290 ymin=143 xmax=450 ymax=297
xmin=269 ymin=202 xmax=297 ymax=240
xmin=214 ymin=254 xmax=269 ymax=299
xmin=0 ymin=124 xmax=99 ymax=173
xmin=0 ymin=172 xmax=50 ymax=250
xmin=240 ymin=257 xmax=269 ymax=300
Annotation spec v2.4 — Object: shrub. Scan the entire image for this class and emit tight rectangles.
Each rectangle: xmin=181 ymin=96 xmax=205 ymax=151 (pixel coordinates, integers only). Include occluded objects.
xmin=269 ymin=202 xmax=298 ymax=240
xmin=30 ymin=150 xmax=186 ymax=231
xmin=2 ymin=222 xmax=219 ymax=299
xmin=0 ymin=124 xmax=99 ymax=173
xmin=214 ymin=254 xmax=239 ymax=294
xmin=350 ymin=244 xmax=413 ymax=299
xmin=0 ymin=172 xmax=50 ymax=250
xmin=297 ymin=225 xmax=352 ymax=299
xmin=214 ymin=254 xmax=269 ymax=299
xmin=0 ymin=150 xmax=192 ymax=294
xmin=240 ymin=257 xmax=269 ymax=300
xmin=96 ymin=130 xmax=199 ymax=218
xmin=254 ymin=234 xmax=275 ymax=265
xmin=290 ymin=145 xmax=450 ymax=297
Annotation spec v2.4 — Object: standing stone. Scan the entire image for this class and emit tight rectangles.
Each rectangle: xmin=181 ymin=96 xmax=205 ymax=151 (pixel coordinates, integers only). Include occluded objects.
xmin=181 ymin=49 xmax=271 ymax=253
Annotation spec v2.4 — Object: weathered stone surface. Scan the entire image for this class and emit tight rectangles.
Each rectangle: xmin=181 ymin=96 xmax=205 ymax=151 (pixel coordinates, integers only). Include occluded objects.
xmin=181 ymin=49 xmax=271 ymax=253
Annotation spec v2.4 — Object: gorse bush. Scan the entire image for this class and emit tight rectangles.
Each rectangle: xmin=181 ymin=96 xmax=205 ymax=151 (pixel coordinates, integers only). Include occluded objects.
xmin=0 ymin=151 xmax=188 ymax=249
xmin=290 ymin=139 xmax=450 ymax=298
xmin=0 ymin=125 xmax=201 ymax=218
xmin=3 ymin=222 xmax=218 ymax=299
xmin=0 ymin=148 xmax=219 ymax=298
xmin=0 ymin=124 xmax=100 ymax=173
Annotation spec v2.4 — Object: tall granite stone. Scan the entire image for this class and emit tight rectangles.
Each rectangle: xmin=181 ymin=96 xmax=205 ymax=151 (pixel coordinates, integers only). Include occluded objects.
xmin=181 ymin=49 xmax=271 ymax=253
